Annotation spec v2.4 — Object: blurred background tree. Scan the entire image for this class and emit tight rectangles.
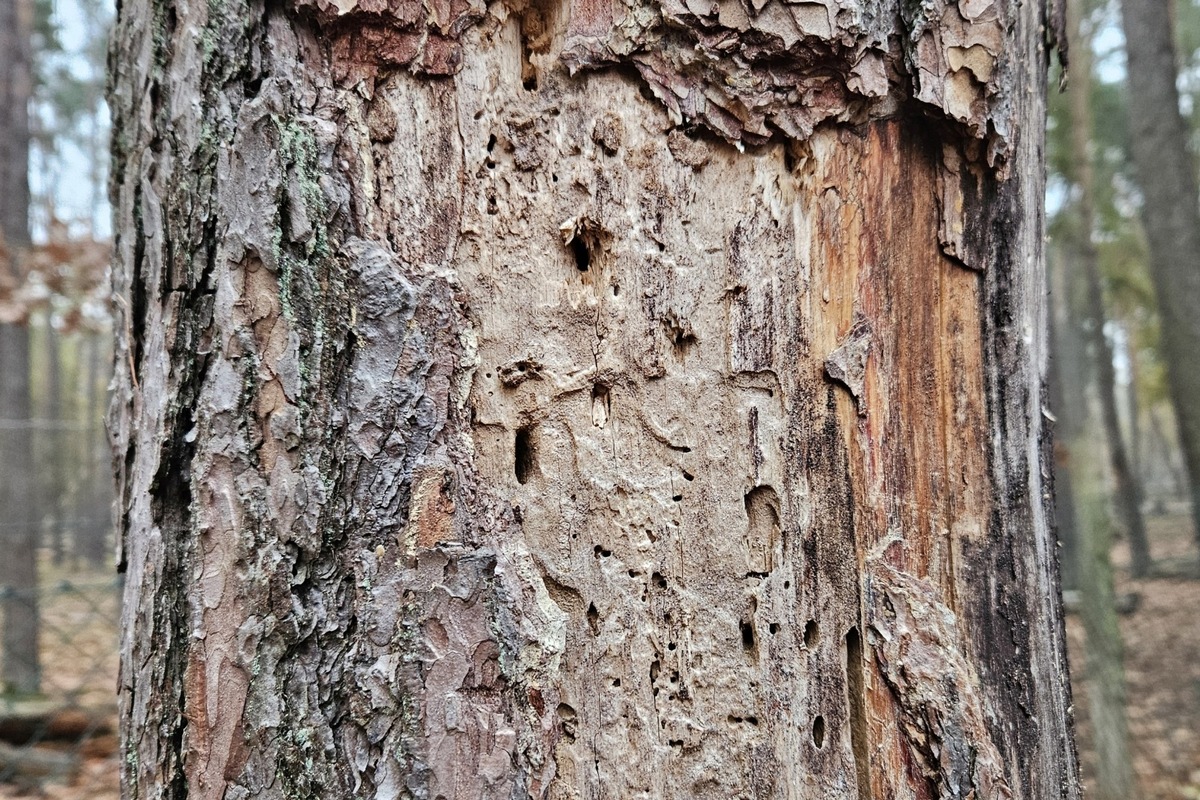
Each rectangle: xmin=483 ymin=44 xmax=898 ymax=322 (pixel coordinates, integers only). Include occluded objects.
xmin=1047 ymin=0 xmax=1200 ymax=795
xmin=0 ymin=0 xmax=113 ymax=704
xmin=1120 ymin=0 xmax=1200 ymax=555
xmin=0 ymin=0 xmax=41 ymax=698
xmin=24 ymin=0 xmax=114 ymax=576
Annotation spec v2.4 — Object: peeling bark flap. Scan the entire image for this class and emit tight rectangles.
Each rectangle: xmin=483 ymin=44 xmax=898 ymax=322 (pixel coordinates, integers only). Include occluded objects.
xmin=295 ymin=0 xmax=488 ymax=75
xmin=300 ymin=0 xmax=1012 ymax=163
xmin=561 ymin=0 xmax=1012 ymax=165
xmin=824 ymin=317 xmax=871 ymax=415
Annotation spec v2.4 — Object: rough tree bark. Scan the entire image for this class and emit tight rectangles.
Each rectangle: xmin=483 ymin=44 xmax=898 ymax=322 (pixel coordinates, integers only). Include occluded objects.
xmin=1119 ymin=0 xmax=1200 ymax=549
xmin=108 ymin=0 xmax=1079 ymax=796
xmin=0 ymin=0 xmax=41 ymax=696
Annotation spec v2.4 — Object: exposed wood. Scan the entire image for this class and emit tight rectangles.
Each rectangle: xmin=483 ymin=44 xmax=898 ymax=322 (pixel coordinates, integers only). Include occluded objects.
xmin=107 ymin=0 xmax=1079 ymax=796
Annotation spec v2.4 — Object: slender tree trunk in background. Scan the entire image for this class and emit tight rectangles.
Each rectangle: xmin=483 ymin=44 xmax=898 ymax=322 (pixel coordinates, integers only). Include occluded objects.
xmin=1126 ymin=336 xmax=1142 ymax=494
xmin=0 ymin=0 xmax=40 ymax=696
xmin=1120 ymin=0 xmax=1200 ymax=550
xmin=1071 ymin=430 xmax=1136 ymax=800
xmin=1065 ymin=3 xmax=1151 ymax=577
xmin=89 ymin=106 xmax=104 ymax=236
xmin=1081 ymin=265 xmax=1150 ymax=573
xmin=80 ymin=331 xmax=109 ymax=567
xmin=1050 ymin=245 xmax=1136 ymax=800
xmin=1049 ymin=248 xmax=1083 ymax=592
xmin=43 ymin=316 xmax=66 ymax=565
xmin=1049 ymin=44 xmax=1135 ymax=777
xmin=1149 ymin=408 xmax=1187 ymax=504
xmin=109 ymin=0 xmax=1079 ymax=795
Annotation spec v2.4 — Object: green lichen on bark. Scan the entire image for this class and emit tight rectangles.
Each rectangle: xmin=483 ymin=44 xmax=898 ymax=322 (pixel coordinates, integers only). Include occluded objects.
xmin=271 ymin=112 xmax=343 ymax=411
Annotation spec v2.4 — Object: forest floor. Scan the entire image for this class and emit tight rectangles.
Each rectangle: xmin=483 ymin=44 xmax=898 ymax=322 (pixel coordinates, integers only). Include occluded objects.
xmin=0 ymin=514 xmax=1196 ymax=799
xmin=1071 ymin=508 xmax=1200 ymax=800
xmin=0 ymin=564 xmax=119 ymax=800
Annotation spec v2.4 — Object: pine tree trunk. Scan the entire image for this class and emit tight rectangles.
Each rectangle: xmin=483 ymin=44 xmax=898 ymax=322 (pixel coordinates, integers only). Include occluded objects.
xmin=1119 ymin=0 xmax=1200 ymax=550
xmin=1071 ymin=433 xmax=1135 ymax=800
xmin=1126 ymin=342 xmax=1142 ymax=494
xmin=80 ymin=331 xmax=110 ymax=567
xmin=1048 ymin=246 xmax=1133 ymax=798
xmin=1064 ymin=1 xmax=1150 ymax=577
xmin=0 ymin=0 xmax=40 ymax=697
xmin=108 ymin=0 xmax=1080 ymax=796
xmin=1049 ymin=248 xmax=1083 ymax=593
xmin=1048 ymin=10 xmax=1135 ymax=770
xmin=43 ymin=316 xmax=67 ymax=566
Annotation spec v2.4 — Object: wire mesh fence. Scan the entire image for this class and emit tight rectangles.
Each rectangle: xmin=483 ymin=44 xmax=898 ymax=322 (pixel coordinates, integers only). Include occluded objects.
xmin=0 ymin=574 xmax=120 ymax=799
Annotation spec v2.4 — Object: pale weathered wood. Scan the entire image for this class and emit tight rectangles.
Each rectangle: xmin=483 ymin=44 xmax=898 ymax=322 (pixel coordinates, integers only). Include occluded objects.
xmin=108 ymin=0 xmax=1079 ymax=796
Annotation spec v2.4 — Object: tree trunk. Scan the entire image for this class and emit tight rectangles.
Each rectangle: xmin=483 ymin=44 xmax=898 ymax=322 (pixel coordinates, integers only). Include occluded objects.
xmin=1047 ymin=30 xmax=1135 ymax=778
xmin=1125 ymin=333 xmax=1142 ymax=499
xmin=80 ymin=330 xmax=110 ymax=567
xmin=1065 ymin=0 xmax=1150 ymax=577
xmin=1047 ymin=312 xmax=1133 ymax=798
xmin=43 ymin=315 xmax=66 ymax=566
xmin=0 ymin=0 xmax=40 ymax=697
xmin=1070 ymin=428 xmax=1135 ymax=800
xmin=1119 ymin=0 xmax=1200 ymax=549
xmin=1049 ymin=248 xmax=1083 ymax=593
xmin=108 ymin=0 xmax=1079 ymax=797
